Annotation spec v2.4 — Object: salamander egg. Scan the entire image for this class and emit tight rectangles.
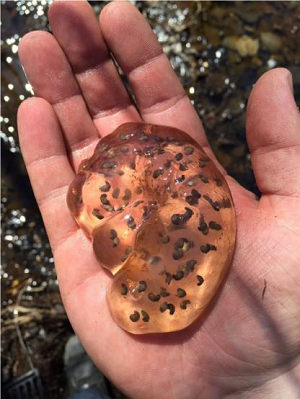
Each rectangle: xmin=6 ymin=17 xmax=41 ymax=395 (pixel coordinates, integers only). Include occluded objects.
xmin=67 ymin=123 xmax=236 ymax=334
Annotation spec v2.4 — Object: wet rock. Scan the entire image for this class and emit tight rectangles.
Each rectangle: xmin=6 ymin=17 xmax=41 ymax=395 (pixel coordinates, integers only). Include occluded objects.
xmin=235 ymin=7 xmax=261 ymax=24
xmin=260 ymin=32 xmax=282 ymax=52
xmin=235 ymin=35 xmax=259 ymax=57
xmin=206 ymin=72 xmax=228 ymax=95
xmin=203 ymin=24 xmax=220 ymax=47
xmin=289 ymin=66 xmax=300 ymax=86
xmin=223 ymin=36 xmax=239 ymax=51
xmin=223 ymin=35 xmax=259 ymax=57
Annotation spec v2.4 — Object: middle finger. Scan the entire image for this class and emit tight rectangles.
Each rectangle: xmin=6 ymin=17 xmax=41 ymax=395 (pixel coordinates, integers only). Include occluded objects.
xmin=48 ymin=0 xmax=141 ymax=136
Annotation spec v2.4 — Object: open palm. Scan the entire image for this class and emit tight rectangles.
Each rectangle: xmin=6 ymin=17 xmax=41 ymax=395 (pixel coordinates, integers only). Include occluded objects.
xmin=17 ymin=2 xmax=300 ymax=398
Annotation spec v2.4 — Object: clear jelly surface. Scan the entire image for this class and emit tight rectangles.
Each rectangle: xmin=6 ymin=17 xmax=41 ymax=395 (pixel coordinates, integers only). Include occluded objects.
xmin=67 ymin=123 xmax=236 ymax=334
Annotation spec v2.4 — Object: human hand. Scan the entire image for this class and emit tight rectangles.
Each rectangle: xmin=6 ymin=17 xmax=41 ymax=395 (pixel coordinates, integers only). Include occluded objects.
xmin=17 ymin=1 xmax=300 ymax=398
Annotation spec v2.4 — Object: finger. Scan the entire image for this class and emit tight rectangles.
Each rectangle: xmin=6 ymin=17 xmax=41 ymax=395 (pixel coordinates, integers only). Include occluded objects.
xmin=18 ymin=31 xmax=99 ymax=169
xmin=48 ymin=0 xmax=141 ymax=136
xmin=17 ymin=97 xmax=78 ymax=252
xmin=100 ymin=2 xmax=219 ymax=165
xmin=246 ymin=68 xmax=300 ymax=198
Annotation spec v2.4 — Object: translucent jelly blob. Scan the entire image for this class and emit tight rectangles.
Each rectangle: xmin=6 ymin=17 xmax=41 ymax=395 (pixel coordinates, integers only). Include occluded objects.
xmin=67 ymin=123 xmax=236 ymax=334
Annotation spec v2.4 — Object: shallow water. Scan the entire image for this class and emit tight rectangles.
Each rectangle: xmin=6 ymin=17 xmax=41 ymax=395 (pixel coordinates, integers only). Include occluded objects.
xmin=1 ymin=1 xmax=300 ymax=397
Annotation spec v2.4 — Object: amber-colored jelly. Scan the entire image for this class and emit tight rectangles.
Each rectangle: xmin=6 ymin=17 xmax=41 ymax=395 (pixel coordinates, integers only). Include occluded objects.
xmin=67 ymin=123 xmax=236 ymax=334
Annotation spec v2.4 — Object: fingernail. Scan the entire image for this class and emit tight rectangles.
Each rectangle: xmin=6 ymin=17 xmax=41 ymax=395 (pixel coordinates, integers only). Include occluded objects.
xmin=287 ymin=71 xmax=294 ymax=94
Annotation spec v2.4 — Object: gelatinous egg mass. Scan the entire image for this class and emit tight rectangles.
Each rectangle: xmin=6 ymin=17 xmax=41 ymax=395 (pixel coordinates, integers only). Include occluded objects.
xmin=67 ymin=123 xmax=236 ymax=334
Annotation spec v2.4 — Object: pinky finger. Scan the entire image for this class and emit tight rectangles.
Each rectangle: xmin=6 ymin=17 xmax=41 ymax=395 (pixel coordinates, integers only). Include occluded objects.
xmin=17 ymin=97 xmax=78 ymax=252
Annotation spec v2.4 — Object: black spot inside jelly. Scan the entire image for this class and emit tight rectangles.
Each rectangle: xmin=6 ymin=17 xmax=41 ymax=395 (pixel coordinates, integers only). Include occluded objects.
xmin=148 ymin=293 xmax=161 ymax=302
xmin=197 ymin=275 xmax=204 ymax=286
xmin=186 ymin=259 xmax=197 ymax=272
xmin=161 ymin=236 xmax=170 ymax=244
xmin=165 ymin=272 xmax=172 ymax=285
xmin=92 ymin=209 xmax=104 ymax=220
xmin=215 ymin=178 xmax=222 ymax=186
xmin=175 ymin=153 xmax=183 ymax=161
xmin=186 ymin=189 xmax=201 ymax=205
xmin=184 ymin=146 xmax=194 ymax=155
xmin=123 ymin=189 xmax=132 ymax=201
xmin=153 ymin=168 xmax=164 ymax=179
xmin=103 ymin=161 xmax=117 ymax=169
xmin=180 ymin=300 xmax=191 ymax=309
xmin=174 ymin=238 xmax=188 ymax=249
xmin=199 ymin=174 xmax=209 ymax=183
xmin=192 ymin=189 xmax=201 ymax=198
xmin=112 ymin=188 xmax=120 ymax=199
xmin=100 ymin=194 xmax=109 ymax=205
xmin=154 ymin=136 xmax=163 ymax=143
xmin=164 ymin=160 xmax=172 ymax=169
xmin=141 ymin=310 xmax=150 ymax=322
xmin=173 ymin=249 xmax=183 ymax=260
xmin=175 ymin=175 xmax=185 ymax=184
xmin=186 ymin=196 xmax=197 ymax=205
xmin=167 ymin=303 xmax=175 ymax=315
xmin=209 ymin=221 xmax=222 ymax=230
xmin=127 ymin=216 xmax=136 ymax=230
xmin=200 ymin=244 xmax=217 ymax=253
xmin=173 ymin=270 xmax=184 ymax=281
xmin=160 ymin=288 xmax=170 ymax=297
xmin=129 ymin=311 xmax=140 ymax=322
xmin=177 ymin=288 xmax=186 ymax=298
xmin=160 ymin=302 xmax=168 ymax=312
xmin=171 ymin=208 xmax=194 ymax=227
xmin=142 ymin=206 xmax=149 ymax=219
xmin=133 ymin=200 xmax=144 ymax=208
xmin=179 ymin=163 xmax=188 ymax=171
xmin=100 ymin=181 xmax=111 ymax=192
xmin=159 ymin=302 xmax=175 ymax=315
xmin=113 ymin=237 xmax=119 ymax=247
xmin=171 ymin=214 xmax=183 ymax=226
xmin=121 ymin=283 xmax=127 ymax=295
xmin=203 ymin=195 xmax=220 ymax=211
xmin=110 ymin=229 xmax=117 ymax=239
xmin=198 ymin=214 xmax=209 ymax=235
xmin=137 ymin=281 xmax=147 ymax=293
xmin=199 ymin=157 xmax=210 ymax=167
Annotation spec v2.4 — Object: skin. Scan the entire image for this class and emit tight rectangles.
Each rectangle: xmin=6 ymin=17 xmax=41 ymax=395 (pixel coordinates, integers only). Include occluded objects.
xmin=17 ymin=1 xmax=300 ymax=398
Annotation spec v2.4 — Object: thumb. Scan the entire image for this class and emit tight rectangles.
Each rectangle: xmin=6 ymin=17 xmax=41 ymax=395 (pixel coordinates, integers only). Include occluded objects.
xmin=246 ymin=68 xmax=300 ymax=198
